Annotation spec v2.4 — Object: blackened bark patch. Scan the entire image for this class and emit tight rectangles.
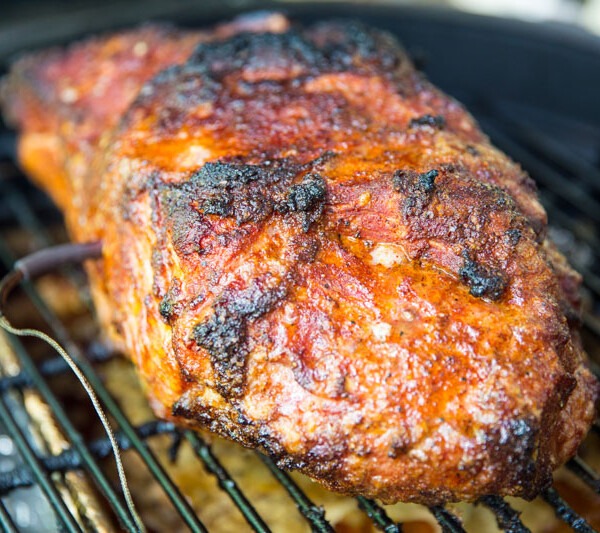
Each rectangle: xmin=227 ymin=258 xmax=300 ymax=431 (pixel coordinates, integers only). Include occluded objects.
xmin=280 ymin=173 xmax=326 ymax=231
xmin=200 ymin=194 xmax=233 ymax=217
xmin=459 ymin=252 xmax=507 ymax=301
xmin=184 ymin=160 xmax=330 ymax=228
xmin=189 ymin=20 xmax=404 ymax=82
xmin=392 ymin=169 xmax=438 ymax=194
xmin=418 ymin=170 xmax=438 ymax=192
xmin=191 ymin=30 xmax=325 ymax=80
xmin=408 ymin=114 xmax=445 ymax=129
xmin=486 ymin=417 xmax=540 ymax=495
xmin=159 ymin=279 xmax=184 ymax=324
xmin=172 ymin=391 xmax=284 ymax=456
xmin=193 ymin=161 xmax=286 ymax=224
xmin=190 ymin=162 xmax=270 ymax=224
xmin=285 ymin=173 xmax=326 ymax=212
xmin=169 ymin=199 xmax=212 ymax=256
xmin=192 ymin=279 xmax=287 ymax=398
xmin=393 ymin=168 xmax=438 ymax=217
xmin=191 ymin=162 xmax=263 ymax=188
xmin=159 ymin=298 xmax=175 ymax=322
xmin=505 ymin=228 xmax=522 ymax=246
xmin=187 ymin=160 xmax=327 ymax=229
xmin=392 ymin=169 xmax=417 ymax=192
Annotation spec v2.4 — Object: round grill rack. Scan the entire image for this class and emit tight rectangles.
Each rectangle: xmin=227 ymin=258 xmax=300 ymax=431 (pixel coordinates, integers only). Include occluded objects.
xmin=0 ymin=2 xmax=599 ymax=532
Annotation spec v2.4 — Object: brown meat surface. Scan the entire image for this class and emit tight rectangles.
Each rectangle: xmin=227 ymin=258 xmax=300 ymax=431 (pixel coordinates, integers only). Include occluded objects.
xmin=1 ymin=14 xmax=598 ymax=504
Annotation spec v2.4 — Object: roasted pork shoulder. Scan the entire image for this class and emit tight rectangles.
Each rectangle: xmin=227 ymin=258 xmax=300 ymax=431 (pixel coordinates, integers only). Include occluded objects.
xmin=1 ymin=13 xmax=598 ymax=504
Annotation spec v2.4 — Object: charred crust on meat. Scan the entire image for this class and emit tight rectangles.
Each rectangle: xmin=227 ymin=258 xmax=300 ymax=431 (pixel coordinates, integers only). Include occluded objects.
xmin=283 ymin=173 xmax=326 ymax=213
xmin=174 ymin=391 xmax=349 ymax=482
xmin=505 ymin=228 xmax=522 ymax=246
xmin=170 ymin=206 xmax=212 ymax=256
xmin=200 ymin=194 xmax=233 ymax=217
xmin=173 ymin=391 xmax=345 ymax=481
xmin=192 ymin=312 xmax=248 ymax=398
xmin=279 ymin=173 xmax=326 ymax=231
xmin=183 ymin=160 xmax=326 ymax=230
xmin=189 ymin=162 xmax=274 ymax=223
xmin=408 ymin=114 xmax=445 ymax=129
xmin=172 ymin=394 xmax=283 ymax=455
xmin=159 ymin=298 xmax=175 ymax=322
xmin=192 ymin=278 xmax=287 ymax=398
xmin=191 ymin=161 xmax=264 ymax=187
xmin=459 ymin=252 xmax=507 ymax=301
xmin=191 ymin=30 xmax=323 ymax=79
xmin=391 ymin=169 xmax=416 ymax=193
xmin=392 ymin=169 xmax=438 ymax=194
xmin=418 ymin=170 xmax=438 ymax=192
xmin=128 ymin=63 xmax=219 ymax=132
xmin=393 ymin=168 xmax=438 ymax=216
xmin=159 ymin=279 xmax=183 ymax=324
xmin=186 ymin=20 xmax=403 ymax=83
xmin=309 ymin=19 xmax=405 ymax=78
xmin=485 ymin=418 xmax=542 ymax=495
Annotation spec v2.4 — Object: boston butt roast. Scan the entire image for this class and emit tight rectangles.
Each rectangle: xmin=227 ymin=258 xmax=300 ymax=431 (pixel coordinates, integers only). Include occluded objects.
xmin=1 ymin=13 xmax=597 ymax=504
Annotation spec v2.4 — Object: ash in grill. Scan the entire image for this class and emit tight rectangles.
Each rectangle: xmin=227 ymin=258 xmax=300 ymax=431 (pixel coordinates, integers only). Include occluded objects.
xmin=0 ymin=3 xmax=599 ymax=533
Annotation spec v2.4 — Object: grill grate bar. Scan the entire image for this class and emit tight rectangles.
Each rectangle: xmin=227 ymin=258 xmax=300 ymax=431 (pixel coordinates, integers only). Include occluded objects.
xmin=478 ymin=496 xmax=531 ymax=533
xmin=57 ymin=353 xmax=209 ymax=533
xmin=428 ymin=506 xmax=466 ymax=533
xmin=0 ymin=350 xmax=115 ymax=394
xmin=536 ymin=192 xmax=600 ymax=300
xmin=0 ymin=392 xmax=82 ymax=532
xmin=483 ymin=106 xmax=600 ymax=195
xmin=0 ymin=194 xmax=219 ymax=533
xmin=1 ymin=334 xmax=139 ymax=531
xmin=537 ymin=193 xmax=600 ymax=299
xmin=541 ymin=488 xmax=596 ymax=533
xmin=583 ymin=316 xmax=600 ymax=342
xmin=0 ymin=252 xmax=210 ymax=533
xmin=356 ymin=496 xmax=402 ymax=533
xmin=567 ymin=457 xmax=600 ymax=494
xmin=183 ymin=431 xmax=272 ymax=533
xmin=0 ymin=421 xmax=175 ymax=493
xmin=257 ymin=453 xmax=335 ymax=533
xmin=0 ymin=498 xmax=19 ymax=533
xmin=0 ymin=132 xmax=16 ymax=161
xmin=479 ymin=118 xmax=600 ymax=225
xmin=2 ymin=183 xmax=55 ymax=250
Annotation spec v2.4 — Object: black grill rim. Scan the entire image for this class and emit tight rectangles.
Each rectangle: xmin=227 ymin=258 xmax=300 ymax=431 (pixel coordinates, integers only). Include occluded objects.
xmin=0 ymin=3 xmax=599 ymax=532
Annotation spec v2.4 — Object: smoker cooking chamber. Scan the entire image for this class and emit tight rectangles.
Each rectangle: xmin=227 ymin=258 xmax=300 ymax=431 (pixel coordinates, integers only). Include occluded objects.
xmin=0 ymin=2 xmax=598 ymax=531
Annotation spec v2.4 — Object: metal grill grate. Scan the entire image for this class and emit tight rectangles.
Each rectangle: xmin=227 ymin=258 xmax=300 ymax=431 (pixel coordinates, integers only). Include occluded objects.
xmin=0 ymin=4 xmax=599 ymax=533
